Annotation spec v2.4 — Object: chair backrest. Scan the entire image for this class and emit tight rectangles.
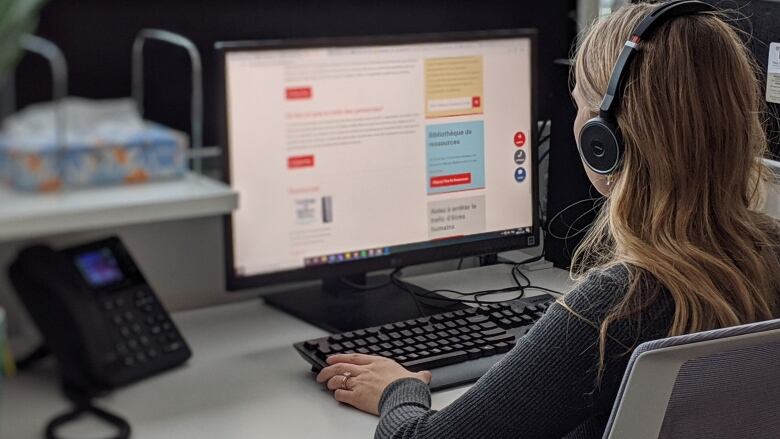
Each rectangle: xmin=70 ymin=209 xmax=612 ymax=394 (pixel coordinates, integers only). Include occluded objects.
xmin=603 ymin=318 xmax=780 ymax=439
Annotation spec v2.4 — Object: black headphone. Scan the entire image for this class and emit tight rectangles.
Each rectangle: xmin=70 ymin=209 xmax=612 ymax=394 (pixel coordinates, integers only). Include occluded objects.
xmin=577 ymin=0 xmax=715 ymax=175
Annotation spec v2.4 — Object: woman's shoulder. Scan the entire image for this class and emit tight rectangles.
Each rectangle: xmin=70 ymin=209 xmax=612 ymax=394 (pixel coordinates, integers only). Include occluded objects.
xmin=563 ymin=263 xmax=674 ymax=327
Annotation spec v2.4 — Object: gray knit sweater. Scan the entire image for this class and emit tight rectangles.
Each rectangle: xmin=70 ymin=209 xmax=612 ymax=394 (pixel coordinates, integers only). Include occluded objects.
xmin=375 ymin=264 xmax=675 ymax=439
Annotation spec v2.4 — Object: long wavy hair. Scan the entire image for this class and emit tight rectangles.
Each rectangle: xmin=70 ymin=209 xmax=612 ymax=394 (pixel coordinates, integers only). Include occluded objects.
xmin=571 ymin=3 xmax=780 ymax=371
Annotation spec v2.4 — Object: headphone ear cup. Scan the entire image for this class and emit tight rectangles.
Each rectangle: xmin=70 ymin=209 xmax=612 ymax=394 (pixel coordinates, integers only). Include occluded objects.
xmin=578 ymin=117 xmax=623 ymax=175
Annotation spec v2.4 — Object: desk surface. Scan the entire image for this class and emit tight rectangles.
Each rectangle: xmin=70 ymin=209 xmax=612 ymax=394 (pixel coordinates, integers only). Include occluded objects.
xmin=1 ymin=266 xmax=573 ymax=439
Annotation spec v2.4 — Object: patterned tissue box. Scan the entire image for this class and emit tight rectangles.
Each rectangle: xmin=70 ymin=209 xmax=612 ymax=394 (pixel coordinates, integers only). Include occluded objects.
xmin=0 ymin=123 xmax=187 ymax=192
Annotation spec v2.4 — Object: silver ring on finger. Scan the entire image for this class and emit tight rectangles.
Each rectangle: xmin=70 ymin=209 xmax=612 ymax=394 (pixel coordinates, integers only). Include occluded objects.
xmin=341 ymin=371 xmax=352 ymax=390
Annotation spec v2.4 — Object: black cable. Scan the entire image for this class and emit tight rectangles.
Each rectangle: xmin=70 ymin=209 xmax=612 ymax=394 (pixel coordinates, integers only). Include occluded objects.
xmin=538 ymin=148 xmax=550 ymax=164
xmin=15 ymin=344 xmax=50 ymax=371
xmin=46 ymin=402 xmax=130 ymax=439
xmin=390 ymin=252 xmax=564 ymax=309
xmin=45 ymin=383 xmax=131 ymax=439
xmin=390 ymin=268 xmax=425 ymax=317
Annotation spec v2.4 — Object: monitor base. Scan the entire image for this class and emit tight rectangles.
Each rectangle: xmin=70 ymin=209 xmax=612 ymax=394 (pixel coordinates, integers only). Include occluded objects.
xmin=263 ymin=274 xmax=465 ymax=333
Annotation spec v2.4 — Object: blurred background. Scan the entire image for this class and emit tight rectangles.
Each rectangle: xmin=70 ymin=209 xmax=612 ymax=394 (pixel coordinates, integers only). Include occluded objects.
xmin=1 ymin=0 xmax=595 ymax=347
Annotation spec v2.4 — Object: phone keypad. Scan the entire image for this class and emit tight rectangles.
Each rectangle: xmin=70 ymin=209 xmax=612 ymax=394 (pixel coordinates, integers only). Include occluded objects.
xmin=107 ymin=288 xmax=186 ymax=369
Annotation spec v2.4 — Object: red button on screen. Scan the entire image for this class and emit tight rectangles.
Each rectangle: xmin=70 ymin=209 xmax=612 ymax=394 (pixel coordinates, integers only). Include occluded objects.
xmin=288 ymin=155 xmax=315 ymax=169
xmin=286 ymin=87 xmax=312 ymax=100
xmin=514 ymin=131 xmax=526 ymax=147
xmin=430 ymin=173 xmax=472 ymax=188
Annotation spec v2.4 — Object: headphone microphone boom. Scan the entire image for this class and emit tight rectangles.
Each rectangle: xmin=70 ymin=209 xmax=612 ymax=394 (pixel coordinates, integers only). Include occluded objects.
xmin=577 ymin=0 xmax=715 ymax=175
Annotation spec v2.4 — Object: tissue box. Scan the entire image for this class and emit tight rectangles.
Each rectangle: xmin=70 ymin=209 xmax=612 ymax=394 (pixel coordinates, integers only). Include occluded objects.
xmin=0 ymin=98 xmax=188 ymax=192
xmin=0 ymin=124 xmax=187 ymax=192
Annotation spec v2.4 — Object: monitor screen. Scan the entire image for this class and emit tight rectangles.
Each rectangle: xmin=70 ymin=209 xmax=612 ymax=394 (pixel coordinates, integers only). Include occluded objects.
xmin=221 ymin=31 xmax=537 ymax=286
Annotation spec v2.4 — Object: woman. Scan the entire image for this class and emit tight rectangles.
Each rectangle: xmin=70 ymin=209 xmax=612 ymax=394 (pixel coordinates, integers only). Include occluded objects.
xmin=316 ymin=2 xmax=780 ymax=438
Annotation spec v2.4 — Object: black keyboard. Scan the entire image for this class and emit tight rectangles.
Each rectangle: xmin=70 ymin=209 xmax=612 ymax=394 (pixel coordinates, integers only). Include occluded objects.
xmin=295 ymin=294 xmax=554 ymax=390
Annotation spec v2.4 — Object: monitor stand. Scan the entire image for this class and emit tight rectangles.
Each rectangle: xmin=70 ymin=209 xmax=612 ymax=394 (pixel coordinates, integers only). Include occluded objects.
xmin=263 ymin=273 xmax=465 ymax=333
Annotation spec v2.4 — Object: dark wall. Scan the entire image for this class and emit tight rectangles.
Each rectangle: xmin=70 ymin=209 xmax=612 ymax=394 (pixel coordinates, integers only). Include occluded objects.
xmin=18 ymin=0 xmax=577 ymax=148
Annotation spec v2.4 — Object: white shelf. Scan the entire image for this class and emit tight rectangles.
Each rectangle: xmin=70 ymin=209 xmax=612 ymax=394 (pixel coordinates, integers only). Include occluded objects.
xmin=0 ymin=172 xmax=238 ymax=243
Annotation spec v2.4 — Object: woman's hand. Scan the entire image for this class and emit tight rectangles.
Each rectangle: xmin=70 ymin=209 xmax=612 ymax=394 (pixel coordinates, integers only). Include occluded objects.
xmin=316 ymin=353 xmax=432 ymax=415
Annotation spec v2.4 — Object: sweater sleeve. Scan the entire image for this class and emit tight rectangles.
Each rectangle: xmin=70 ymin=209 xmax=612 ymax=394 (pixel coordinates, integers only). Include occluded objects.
xmin=375 ymin=267 xmax=672 ymax=439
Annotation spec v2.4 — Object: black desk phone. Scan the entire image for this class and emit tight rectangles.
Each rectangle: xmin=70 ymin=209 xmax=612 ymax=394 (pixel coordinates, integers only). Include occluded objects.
xmin=9 ymin=237 xmax=191 ymax=438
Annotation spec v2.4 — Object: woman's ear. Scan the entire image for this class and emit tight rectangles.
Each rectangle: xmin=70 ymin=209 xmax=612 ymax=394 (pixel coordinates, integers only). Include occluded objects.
xmin=583 ymin=166 xmax=613 ymax=196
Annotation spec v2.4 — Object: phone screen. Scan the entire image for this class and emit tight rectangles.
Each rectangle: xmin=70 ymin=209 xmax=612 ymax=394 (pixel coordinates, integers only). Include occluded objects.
xmin=74 ymin=248 xmax=125 ymax=288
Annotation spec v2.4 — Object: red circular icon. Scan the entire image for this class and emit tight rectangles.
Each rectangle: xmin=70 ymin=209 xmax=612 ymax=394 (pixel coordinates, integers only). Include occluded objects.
xmin=514 ymin=131 xmax=526 ymax=147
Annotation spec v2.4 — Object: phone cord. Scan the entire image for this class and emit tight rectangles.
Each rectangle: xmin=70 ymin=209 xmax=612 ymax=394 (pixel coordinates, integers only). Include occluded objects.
xmin=45 ymin=398 xmax=131 ymax=439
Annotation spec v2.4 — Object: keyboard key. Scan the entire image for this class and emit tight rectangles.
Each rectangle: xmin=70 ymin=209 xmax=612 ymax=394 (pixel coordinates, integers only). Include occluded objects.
xmin=467 ymin=315 xmax=489 ymax=324
xmin=486 ymin=333 xmax=516 ymax=344
xmin=401 ymin=350 xmax=469 ymax=371
xmin=479 ymin=345 xmax=496 ymax=356
xmin=466 ymin=348 xmax=482 ymax=360
xmin=481 ymin=328 xmax=505 ymax=337
xmin=494 ymin=342 xmax=512 ymax=353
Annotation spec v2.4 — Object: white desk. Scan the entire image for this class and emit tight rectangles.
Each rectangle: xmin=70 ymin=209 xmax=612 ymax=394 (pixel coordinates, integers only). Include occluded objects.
xmin=1 ymin=266 xmax=573 ymax=438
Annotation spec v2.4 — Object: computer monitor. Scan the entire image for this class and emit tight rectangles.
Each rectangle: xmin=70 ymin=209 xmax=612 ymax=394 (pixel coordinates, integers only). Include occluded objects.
xmin=217 ymin=30 xmax=538 ymax=330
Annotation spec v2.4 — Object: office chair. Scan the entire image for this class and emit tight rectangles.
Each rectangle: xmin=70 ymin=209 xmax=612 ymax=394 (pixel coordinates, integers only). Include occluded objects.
xmin=603 ymin=318 xmax=780 ymax=439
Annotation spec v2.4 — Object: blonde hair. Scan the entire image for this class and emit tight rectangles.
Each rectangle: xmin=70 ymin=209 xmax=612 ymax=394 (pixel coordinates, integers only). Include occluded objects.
xmin=572 ymin=3 xmax=780 ymax=372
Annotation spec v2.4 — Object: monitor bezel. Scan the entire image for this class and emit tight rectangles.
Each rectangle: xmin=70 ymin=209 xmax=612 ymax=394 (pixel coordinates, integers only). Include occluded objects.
xmin=217 ymin=29 xmax=540 ymax=290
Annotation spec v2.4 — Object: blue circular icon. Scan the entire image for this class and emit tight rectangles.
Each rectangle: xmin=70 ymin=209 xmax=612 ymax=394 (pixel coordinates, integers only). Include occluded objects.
xmin=514 ymin=167 xmax=526 ymax=183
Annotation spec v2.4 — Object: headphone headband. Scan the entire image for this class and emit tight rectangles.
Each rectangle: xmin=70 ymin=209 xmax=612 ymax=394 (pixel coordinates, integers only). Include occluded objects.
xmin=599 ymin=0 xmax=715 ymax=120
